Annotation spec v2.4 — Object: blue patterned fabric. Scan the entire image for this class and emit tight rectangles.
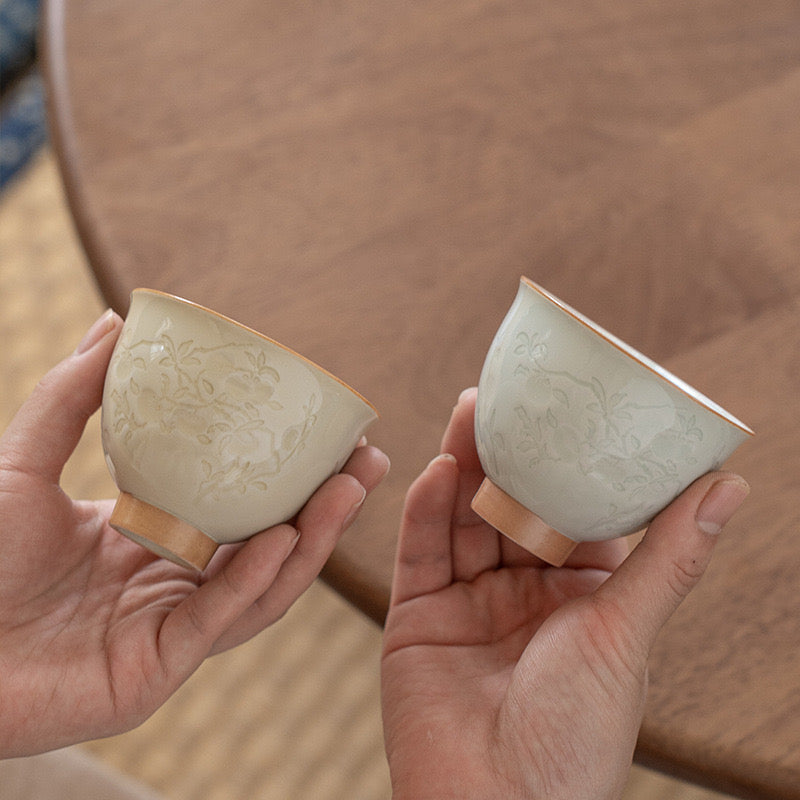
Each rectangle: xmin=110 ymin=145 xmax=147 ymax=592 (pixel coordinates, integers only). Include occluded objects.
xmin=0 ymin=0 xmax=45 ymax=190
xmin=0 ymin=69 xmax=45 ymax=187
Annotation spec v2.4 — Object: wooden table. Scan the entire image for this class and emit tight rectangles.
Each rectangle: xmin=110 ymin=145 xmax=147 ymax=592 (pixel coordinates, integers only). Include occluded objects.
xmin=42 ymin=1 xmax=800 ymax=796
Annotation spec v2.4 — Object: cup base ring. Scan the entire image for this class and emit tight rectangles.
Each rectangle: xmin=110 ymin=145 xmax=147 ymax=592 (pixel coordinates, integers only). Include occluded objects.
xmin=109 ymin=492 xmax=218 ymax=571
xmin=471 ymin=478 xmax=578 ymax=566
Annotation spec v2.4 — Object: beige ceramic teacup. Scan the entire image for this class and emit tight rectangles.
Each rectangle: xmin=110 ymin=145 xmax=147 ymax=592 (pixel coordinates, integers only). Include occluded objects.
xmin=471 ymin=277 xmax=753 ymax=566
xmin=101 ymin=289 xmax=378 ymax=570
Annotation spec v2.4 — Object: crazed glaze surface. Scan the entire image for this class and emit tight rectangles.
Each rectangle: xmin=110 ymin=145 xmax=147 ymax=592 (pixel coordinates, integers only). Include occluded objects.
xmin=475 ymin=278 xmax=752 ymax=542
xmin=102 ymin=290 xmax=378 ymax=543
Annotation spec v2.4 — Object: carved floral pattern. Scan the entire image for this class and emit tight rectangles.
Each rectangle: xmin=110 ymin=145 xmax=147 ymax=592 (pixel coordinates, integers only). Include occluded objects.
xmin=106 ymin=333 xmax=318 ymax=501
xmin=511 ymin=331 xmax=701 ymax=487
xmin=478 ymin=328 xmax=727 ymax=535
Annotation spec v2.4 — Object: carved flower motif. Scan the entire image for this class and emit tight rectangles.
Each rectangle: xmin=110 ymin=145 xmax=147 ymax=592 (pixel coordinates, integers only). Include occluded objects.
xmin=107 ymin=333 xmax=318 ymax=501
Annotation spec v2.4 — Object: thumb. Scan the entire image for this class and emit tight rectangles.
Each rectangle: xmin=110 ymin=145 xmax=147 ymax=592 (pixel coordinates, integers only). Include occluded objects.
xmin=594 ymin=471 xmax=749 ymax=658
xmin=0 ymin=310 xmax=123 ymax=484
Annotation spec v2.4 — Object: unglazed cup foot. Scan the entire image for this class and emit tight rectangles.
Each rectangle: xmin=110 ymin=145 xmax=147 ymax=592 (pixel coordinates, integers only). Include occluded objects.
xmin=109 ymin=492 xmax=219 ymax=571
xmin=471 ymin=478 xmax=578 ymax=566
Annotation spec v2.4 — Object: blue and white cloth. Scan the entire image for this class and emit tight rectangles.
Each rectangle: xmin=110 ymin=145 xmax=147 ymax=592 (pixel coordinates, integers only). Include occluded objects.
xmin=0 ymin=0 xmax=46 ymax=190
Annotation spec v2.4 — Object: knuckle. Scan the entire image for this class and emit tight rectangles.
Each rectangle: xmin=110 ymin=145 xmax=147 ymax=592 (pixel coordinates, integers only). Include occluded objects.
xmin=665 ymin=554 xmax=706 ymax=601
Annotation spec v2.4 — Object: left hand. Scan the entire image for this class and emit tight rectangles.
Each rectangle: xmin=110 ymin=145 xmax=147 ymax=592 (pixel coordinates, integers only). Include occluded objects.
xmin=0 ymin=310 xmax=389 ymax=757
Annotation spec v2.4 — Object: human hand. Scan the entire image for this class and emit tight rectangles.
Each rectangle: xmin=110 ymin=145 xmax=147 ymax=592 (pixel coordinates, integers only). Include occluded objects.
xmin=381 ymin=388 xmax=748 ymax=800
xmin=0 ymin=310 xmax=389 ymax=758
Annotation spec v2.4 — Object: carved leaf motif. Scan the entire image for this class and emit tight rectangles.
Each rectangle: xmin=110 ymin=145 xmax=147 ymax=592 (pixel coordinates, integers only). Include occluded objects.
xmin=514 ymin=332 xmax=531 ymax=355
xmin=515 ymin=405 xmax=533 ymax=426
xmin=553 ymin=388 xmax=569 ymax=406
xmin=590 ymin=377 xmax=606 ymax=404
xmin=262 ymin=365 xmax=280 ymax=383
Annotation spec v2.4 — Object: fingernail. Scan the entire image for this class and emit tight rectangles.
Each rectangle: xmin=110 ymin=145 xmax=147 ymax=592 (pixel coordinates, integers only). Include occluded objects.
xmin=341 ymin=485 xmax=367 ymax=530
xmin=696 ymin=477 xmax=750 ymax=535
xmin=457 ymin=387 xmax=477 ymax=405
xmin=427 ymin=452 xmax=457 ymax=470
xmin=75 ymin=309 xmax=116 ymax=354
xmin=285 ymin=531 xmax=301 ymax=558
xmin=377 ymin=450 xmax=392 ymax=478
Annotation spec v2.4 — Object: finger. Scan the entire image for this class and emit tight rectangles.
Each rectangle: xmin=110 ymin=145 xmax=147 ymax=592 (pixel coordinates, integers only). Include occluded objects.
xmin=287 ymin=471 xmax=367 ymax=574
xmin=390 ymin=453 xmax=458 ymax=605
xmin=593 ymin=471 xmax=749 ymax=658
xmin=441 ymin=388 xmax=502 ymax=580
xmin=440 ymin=387 xmax=482 ymax=475
xmin=207 ymin=471 xmax=371 ymax=653
xmin=450 ymin=466 xmax=502 ymax=582
xmin=158 ymin=524 xmax=300 ymax=676
xmin=0 ymin=310 xmax=122 ymax=484
xmin=339 ymin=441 xmax=391 ymax=494
xmin=224 ymin=444 xmax=388 ymax=610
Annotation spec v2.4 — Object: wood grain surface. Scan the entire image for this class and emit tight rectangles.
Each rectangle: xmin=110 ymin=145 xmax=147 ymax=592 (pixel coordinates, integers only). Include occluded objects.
xmin=42 ymin=1 xmax=800 ymax=796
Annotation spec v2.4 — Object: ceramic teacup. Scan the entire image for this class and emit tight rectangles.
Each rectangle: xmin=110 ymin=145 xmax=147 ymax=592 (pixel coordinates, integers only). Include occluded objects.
xmin=101 ymin=289 xmax=378 ymax=570
xmin=471 ymin=277 xmax=753 ymax=566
